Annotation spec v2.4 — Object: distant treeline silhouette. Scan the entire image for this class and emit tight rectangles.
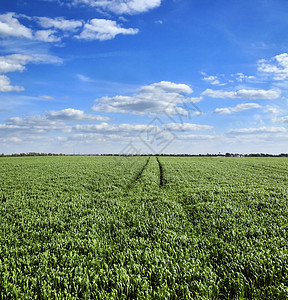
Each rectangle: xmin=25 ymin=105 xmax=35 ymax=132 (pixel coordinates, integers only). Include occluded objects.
xmin=1 ymin=152 xmax=288 ymax=157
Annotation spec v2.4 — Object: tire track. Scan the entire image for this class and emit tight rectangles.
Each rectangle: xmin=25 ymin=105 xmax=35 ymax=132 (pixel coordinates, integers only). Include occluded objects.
xmin=135 ymin=156 xmax=151 ymax=182
xmin=127 ymin=156 xmax=150 ymax=189
xmin=156 ymin=157 xmax=164 ymax=187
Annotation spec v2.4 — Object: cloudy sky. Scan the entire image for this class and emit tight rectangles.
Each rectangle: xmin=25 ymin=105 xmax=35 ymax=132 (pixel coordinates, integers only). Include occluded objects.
xmin=1 ymin=0 xmax=288 ymax=154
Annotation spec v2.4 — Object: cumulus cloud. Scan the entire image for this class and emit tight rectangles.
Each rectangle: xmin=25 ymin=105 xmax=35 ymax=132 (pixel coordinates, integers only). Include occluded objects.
xmin=72 ymin=122 xmax=213 ymax=144
xmin=0 ymin=55 xmax=26 ymax=73
xmin=36 ymin=17 xmax=83 ymax=31
xmin=258 ymin=53 xmax=288 ymax=80
xmin=233 ymin=73 xmax=255 ymax=82
xmin=141 ymin=81 xmax=193 ymax=94
xmin=0 ymin=13 xmax=138 ymax=43
xmin=214 ymin=103 xmax=262 ymax=114
xmin=46 ymin=108 xmax=109 ymax=121
xmin=92 ymin=81 xmax=197 ymax=115
xmin=0 ymin=75 xmax=24 ymax=92
xmin=72 ymin=0 xmax=162 ymax=15
xmin=202 ymin=88 xmax=281 ymax=99
xmin=201 ymin=72 xmax=225 ymax=86
xmin=0 ymin=109 xmax=107 ymax=136
xmin=227 ymin=126 xmax=286 ymax=135
xmin=0 ymin=13 xmax=60 ymax=42
xmin=34 ymin=29 xmax=61 ymax=42
xmin=0 ymin=13 xmax=33 ymax=39
xmin=75 ymin=19 xmax=139 ymax=40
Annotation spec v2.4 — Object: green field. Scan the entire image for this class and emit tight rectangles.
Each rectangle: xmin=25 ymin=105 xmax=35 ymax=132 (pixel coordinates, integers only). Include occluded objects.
xmin=0 ymin=156 xmax=288 ymax=299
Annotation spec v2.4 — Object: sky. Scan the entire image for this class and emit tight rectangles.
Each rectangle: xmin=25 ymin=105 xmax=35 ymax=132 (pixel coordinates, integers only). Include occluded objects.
xmin=1 ymin=0 xmax=288 ymax=154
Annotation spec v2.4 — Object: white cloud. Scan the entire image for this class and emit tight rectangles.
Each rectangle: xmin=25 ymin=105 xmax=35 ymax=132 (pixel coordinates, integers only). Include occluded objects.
xmin=0 ymin=54 xmax=62 ymax=74
xmin=214 ymin=103 xmax=262 ymax=114
xmin=71 ymin=123 xmax=175 ymax=151
xmin=141 ymin=81 xmax=193 ymax=94
xmin=0 ymin=109 xmax=107 ymax=136
xmin=39 ymin=95 xmax=55 ymax=100
xmin=180 ymin=134 xmax=215 ymax=140
xmin=119 ymin=16 xmax=128 ymax=22
xmin=34 ymin=29 xmax=61 ymax=42
xmin=0 ymin=13 xmax=139 ymax=43
xmin=46 ymin=108 xmax=109 ymax=121
xmin=201 ymin=72 xmax=226 ymax=86
xmin=6 ymin=115 xmax=60 ymax=127
xmin=263 ymin=105 xmax=282 ymax=116
xmin=258 ymin=53 xmax=288 ymax=80
xmin=0 ymin=13 xmax=63 ymax=42
xmin=74 ymin=122 xmax=156 ymax=134
xmin=72 ymin=0 xmax=161 ymax=15
xmin=201 ymin=72 xmax=255 ymax=86
xmin=273 ymin=115 xmax=288 ymax=124
xmin=0 ymin=13 xmax=33 ymax=39
xmin=7 ymin=137 xmax=22 ymax=143
xmin=0 ymin=119 xmax=63 ymax=135
xmin=211 ymin=80 xmax=221 ymax=85
xmin=227 ymin=126 xmax=286 ymax=135
xmin=234 ymin=73 xmax=255 ymax=82
xmin=0 ymin=55 xmax=26 ymax=73
xmin=0 ymin=75 xmax=24 ymax=92
xmin=163 ymin=123 xmax=213 ymax=131
xmin=0 ymin=54 xmax=62 ymax=93
xmin=76 ymin=19 xmax=139 ymax=40
xmin=0 ymin=13 xmax=83 ymax=43
xmin=70 ymin=121 xmax=213 ymax=150
xmin=202 ymin=88 xmax=281 ymax=99
xmin=36 ymin=17 xmax=83 ymax=31
xmin=92 ymin=81 xmax=196 ymax=115
xmin=77 ymin=74 xmax=94 ymax=82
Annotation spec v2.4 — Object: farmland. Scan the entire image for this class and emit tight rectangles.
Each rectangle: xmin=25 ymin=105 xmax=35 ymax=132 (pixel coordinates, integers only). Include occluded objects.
xmin=0 ymin=156 xmax=288 ymax=299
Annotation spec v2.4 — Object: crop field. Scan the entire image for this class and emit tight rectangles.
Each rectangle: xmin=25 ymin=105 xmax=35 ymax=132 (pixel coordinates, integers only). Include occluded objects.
xmin=0 ymin=156 xmax=288 ymax=299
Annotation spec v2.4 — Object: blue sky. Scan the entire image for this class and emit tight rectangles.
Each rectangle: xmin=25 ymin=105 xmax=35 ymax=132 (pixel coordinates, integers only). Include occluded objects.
xmin=1 ymin=0 xmax=288 ymax=154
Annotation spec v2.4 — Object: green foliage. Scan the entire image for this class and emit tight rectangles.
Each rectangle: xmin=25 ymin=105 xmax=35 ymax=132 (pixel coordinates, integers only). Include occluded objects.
xmin=0 ymin=156 xmax=288 ymax=299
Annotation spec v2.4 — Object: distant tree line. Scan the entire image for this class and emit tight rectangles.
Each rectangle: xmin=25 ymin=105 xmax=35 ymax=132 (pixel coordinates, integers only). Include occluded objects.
xmin=0 ymin=152 xmax=65 ymax=157
xmin=224 ymin=153 xmax=288 ymax=157
xmin=1 ymin=152 xmax=288 ymax=158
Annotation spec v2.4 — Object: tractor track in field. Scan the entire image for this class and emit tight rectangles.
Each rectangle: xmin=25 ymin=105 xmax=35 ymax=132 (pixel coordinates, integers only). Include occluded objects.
xmin=156 ymin=157 xmax=164 ymax=187
xmin=127 ymin=156 xmax=150 ymax=189
xmin=135 ymin=156 xmax=150 ymax=182
xmin=127 ymin=156 xmax=164 ymax=189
